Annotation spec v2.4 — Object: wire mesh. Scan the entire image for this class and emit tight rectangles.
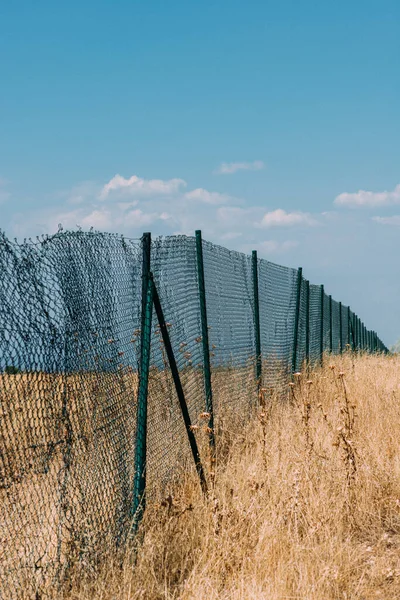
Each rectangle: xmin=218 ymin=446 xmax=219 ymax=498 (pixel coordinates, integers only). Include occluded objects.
xmin=331 ymin=299 xmax=341 ymax=354
xmin=0 ymin=230 xmax=387 ymax=598
xmin=202 ymin=240 xmax=256 ymax=421
xmin=295 ymin=277 xmax=309 ymax=371
xmin=323 ymin=293 xmax=331 ymax=353
xmin=308 ymin=284 xmax=322 ymax=365
xmin=0 ymin=231 xmax=142 ymax=598
xmin=258 ymin=259 xmax=298 ymax=390
xmin=146 ymin=236 xmax=206 ymax=496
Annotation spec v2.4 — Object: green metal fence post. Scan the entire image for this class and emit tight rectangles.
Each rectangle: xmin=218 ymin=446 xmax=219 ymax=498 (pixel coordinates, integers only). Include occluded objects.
xmin=292 ymin=267 xmax=303 ymax=374
xmin=354 ymin=315 xmax=357 ymax=350
xmin=195 ymin=230 xmax=215 ymax=452
xmin=131 ymin=232 xmax=152 ymax=527
xmin=353 ymin=313 xmax=358 ymax=351
xmin=347 ymin=307 xmax=351 ymax=350
xmin=320 ymin=285 xmax=324 ymax=366
xmin=252 ymin=251 xmax=262 ymax=396
xmin=329 ymin=294 xmax=333 ymax=354
xmin=339 ymin=301 xmax=343 ymax=354
xmin=305 ymin=279 xmax=310 ymax=366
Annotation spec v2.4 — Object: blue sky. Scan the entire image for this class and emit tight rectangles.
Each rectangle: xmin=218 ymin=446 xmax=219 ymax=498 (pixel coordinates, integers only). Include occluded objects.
xmin=0 ymin=1 xmax=399 ymax=344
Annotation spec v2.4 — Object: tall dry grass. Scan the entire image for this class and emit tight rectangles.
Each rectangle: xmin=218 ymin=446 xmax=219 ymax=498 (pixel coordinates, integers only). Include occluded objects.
xmin=64 ymin=353 xmax=400 ymax=600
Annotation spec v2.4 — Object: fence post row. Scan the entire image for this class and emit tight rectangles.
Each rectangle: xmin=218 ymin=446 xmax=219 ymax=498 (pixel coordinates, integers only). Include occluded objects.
xmin=195 ymin=230 xmax=215 ymax=454
xmin=252 ymin=251 xmax=262 ymax=396
xmin=292 ymin=267 xmax=303 ymax=374
xmin=320 ymin=285 xmax=324 ymax=365
xmin=131 ymin=232 xmax=152 ymax=527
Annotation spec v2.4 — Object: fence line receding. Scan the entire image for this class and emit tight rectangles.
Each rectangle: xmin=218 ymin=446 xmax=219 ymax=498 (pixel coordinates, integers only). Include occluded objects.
xmin=0 ymin=229 xmax=388 ymax=598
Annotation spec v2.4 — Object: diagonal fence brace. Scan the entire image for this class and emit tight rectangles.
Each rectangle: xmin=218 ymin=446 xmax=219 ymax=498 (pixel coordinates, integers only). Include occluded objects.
xmin=150 ymin=273 xmax=208 ymax=496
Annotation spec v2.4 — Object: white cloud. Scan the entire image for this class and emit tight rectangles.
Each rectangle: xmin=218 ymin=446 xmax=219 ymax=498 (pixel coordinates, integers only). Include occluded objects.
xmin=100 ymin=174 xmax=187 ymax=199
xmin=214 ymin=160 xmax=265 ymax=175
xmin=220 ymin=231 xmax=243 ymax=241
xmin=258 ymin=209 xmax=317 ymax=228
xmin=241 ymin=239 xmax=298 ymax=255
xmin=372 ymin=215 xmax=400 ymax=226
xmin=184 ymin=188 xmax=232 ymax=205
xmin=334 ymin=184 xmax=400 ymax=208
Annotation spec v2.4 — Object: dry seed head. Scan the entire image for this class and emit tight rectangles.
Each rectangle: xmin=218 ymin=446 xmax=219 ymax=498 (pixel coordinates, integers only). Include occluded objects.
xmin=329 ymin=364 xmax=335 ymax=370
xmin=288 ymin=382 xmax=295 ymax=387
xmin=338 ymin=371 xmax=345 ymax=377
xmin=294 ymin=372 xmax=302 ymax=377
xmin=189 ymin=425 xmax=199 ymax=431
xmin=307 ymin=380 xmax=313 ymax=385
xmin=199 ymin=412 xmax=210 ymax=419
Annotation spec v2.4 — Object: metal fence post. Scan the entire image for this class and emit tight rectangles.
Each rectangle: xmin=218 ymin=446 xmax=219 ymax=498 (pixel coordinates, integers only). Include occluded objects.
xmin=347 ymin=307 xmax=351 ymax=349
xmin=292 ymin=267 xmax=303 ymax=374
xmin=195 ymin=230 xmax=215 ymax=452
xmin=329 ymin=294 xmax=333 ymax=354
xmin=252 ymin=251 xmax=262 ymax=396
xmin=339 ymin=301 xmax=343 ymax=354
xmin=320 ymin=285 xmax=324 ymax=365
xmin=131 ymin=232 xmax=152 ymax=526
xmin=305 ymin=279 xmax=310 ymax=366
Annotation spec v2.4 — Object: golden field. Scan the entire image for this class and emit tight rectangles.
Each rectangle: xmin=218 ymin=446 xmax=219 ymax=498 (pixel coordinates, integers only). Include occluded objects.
xmin=65 ymin=353 xmax=400 ymax=600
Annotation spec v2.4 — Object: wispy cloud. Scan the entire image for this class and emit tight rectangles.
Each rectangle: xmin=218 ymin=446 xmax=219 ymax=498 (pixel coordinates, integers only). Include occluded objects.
xmin=258 ymin=209 xmax=317 ymax=228
xmin=99 ymin=174 xmax=186 ymax=199
xmin=334 ymin=184 xmax=400 ymax=208
xmin=240 ymin=239 xmax=298 ymax=255
xmin=372 ymin=215 xmax=400 ymax=226
xmin=214 ymin=160 xmax=265 ymax=175
xmin=184 ymin=188 xmax=232 ymax=205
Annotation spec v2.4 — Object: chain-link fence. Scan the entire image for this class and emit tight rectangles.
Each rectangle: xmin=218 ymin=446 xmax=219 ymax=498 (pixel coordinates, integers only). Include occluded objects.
xmin=0 ymin=229 xmax=387 ymax=598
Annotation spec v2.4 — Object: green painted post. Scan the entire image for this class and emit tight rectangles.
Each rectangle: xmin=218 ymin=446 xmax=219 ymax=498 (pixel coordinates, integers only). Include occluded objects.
xmin=131 ymin=232 xmax=152 ymax=526
xmin=195 ymin=230 xmax=215 ymax=452
xmin=305 ymin=279 xmax=310 ymax=366
xmin=292 ymin=267 xmax=303 ymax=374
xmin=347 ymin=307 xmax=351 ymax=349
xmin=353 ymin=314 xmax=358 ymax=351
xmin=339 ymin=302 xmax=343 ymax=354
xmin=353 ymin=315 xmax=357 ymax=350
xmin=320 ymin=285 xmax=324 ymax=366
xmin=329 ymin=294 xmax=333 ymax=354
xmin=252 ymin=251 xmax=262 ymax=395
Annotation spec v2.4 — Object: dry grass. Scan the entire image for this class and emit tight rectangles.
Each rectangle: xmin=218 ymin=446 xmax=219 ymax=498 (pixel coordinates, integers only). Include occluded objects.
xmin=66 ymin=353 xmax=400 ymax=600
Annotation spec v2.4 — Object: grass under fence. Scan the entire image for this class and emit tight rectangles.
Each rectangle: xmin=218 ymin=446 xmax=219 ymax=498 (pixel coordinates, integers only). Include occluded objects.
xmin=63 ymin=352 xmax=400 ymax=600
xmin=3 ymin=353 xmax=400 ymax=598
